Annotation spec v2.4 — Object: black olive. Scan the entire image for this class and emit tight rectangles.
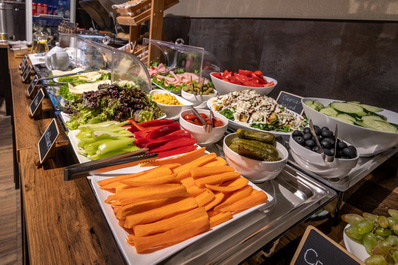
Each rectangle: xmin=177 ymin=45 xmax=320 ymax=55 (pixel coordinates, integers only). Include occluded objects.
xmin=323 ymin=137 xmax=335 ymax=145
xmin=343 ymin=146 xmax=357 ymax=159
xmin=321 ymin=126 xmax=329 ymax=131
xmin=303 ymin=127 xmax=311 ymax=134
xmin=312 ymin=146 xmax=321 ymax=153
xmin=305 ymin=139 xmax=316 ymax=148
xmin=313 ymin=126 xmax=321 ymax=135
xmin=303 ymin=133 xmax=312 ymax=140
xmin=321 ymin=139 xmax=333 ymax=149
xmin=314 ymin=125 xmax=321 ymax=131
xmin=292 ymin=130 xmax=303 ymax=137
xmin=329 ymin=148 xmax=335 ymax=156
xmin=304 ymin=145 xmax=312 ymax=150
xmin=321 ymin=130 xmax=333 ymax=138
xmin=294 ymin=136 xmax=305 ymax=145
xmin=337 ymin=140 xmax=347 ymax=150
xmin=336 ymin=150 xmax=343 ymax=158
xmin=323 ymin=148 xmax=333 ymax=156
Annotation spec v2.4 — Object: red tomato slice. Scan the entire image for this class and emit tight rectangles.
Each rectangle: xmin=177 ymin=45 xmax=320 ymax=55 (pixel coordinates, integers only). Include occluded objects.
xmin=238 ymin=69 xmax=252 ymax=76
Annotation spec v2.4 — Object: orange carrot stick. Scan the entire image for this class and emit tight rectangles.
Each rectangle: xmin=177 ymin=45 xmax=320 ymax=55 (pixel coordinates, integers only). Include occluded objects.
xmin=190 ymin=166 xmax=235 ymax=179
xmin=120 ymin=174 xmax=176 ymax=186
xmin=210 ymin=211 xmax=232 ymax=228
xmin=195 ymin=189 xmax=215 ymax=207
xmin=204 ymin=192 xmax=224 ymax=211
xmin=133 ymin=216 xmax=210 ymax=253
xmin=205 ymin=178 xmax=249 ymax=193
xmin=214 ymin=186 xmax=253 ymax=212
xmin=116 ymin=198 xmax=174 ymax=220
xmin=203 ymin=157 xmax=227 ymax=167
xmin=133 ymin=207 xmax=208 ymax=237
xmin=186 ymin=185 xmax=206 ymax=197
xmin=173 ymin=153 xmax=217 ymax=174
xmin=124 ymin=197 xmax=198 ymax=228
xmin=219 ymin=190 xmax=268 ymax=213
xmin=195 ymin=172 xmax=241 ymax=188
xmin=141 ymin=147 xmax=206 ymax=167
xmin=180 ymin=177 xmax=195 ymax=188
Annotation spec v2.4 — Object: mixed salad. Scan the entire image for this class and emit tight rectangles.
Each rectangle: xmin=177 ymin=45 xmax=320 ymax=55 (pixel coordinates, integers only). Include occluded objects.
xmin=64 ymin=82 xmax=164 ymax=130
xmin=210 ymin=90 xmax=306 ymax=132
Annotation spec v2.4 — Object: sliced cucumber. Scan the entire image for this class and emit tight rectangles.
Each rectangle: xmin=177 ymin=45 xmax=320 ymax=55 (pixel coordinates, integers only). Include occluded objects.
xmin=330 ymin=102 xmax=366 ymax=116
xmin=313 ymin=100 xmax=325 ymax=110
xmin=362 ymin=115 xmax=384 ymax=122
xmin=360 ymin=104 xmax=384 ymax=113
xmin=320 ymin=107 xmax=338 ymax=117
xmin=337 ymin=113 xmax=356 ymax=122
xmin=348 ymin=101 xmax=361 ymax=105
xmin=335 ymin=116 xmax=354 ymax=125
xmin=304 ymin=100 xmax=314 ymax=106
xmin=361 ymin=119 xmax=397 ymax=133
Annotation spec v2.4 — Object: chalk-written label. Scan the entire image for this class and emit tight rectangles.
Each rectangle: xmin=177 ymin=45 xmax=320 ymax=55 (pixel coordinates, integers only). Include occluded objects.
xmin=291 ymin=226 xmax=361 ymax=265
xmin=22 ymin=65 xmax=31 ymax=81
xmin=29 ymin=88 xmax=44 ymax=117
xmin=276 ymin=91 xmax=304 ymax=115
xmin=38 ymin=119 xmax=60 ymax=164
xmin=27 ymin=79 xmax=38 ymax=97
xmin=19 ymin=56 xmax=28 ymax=70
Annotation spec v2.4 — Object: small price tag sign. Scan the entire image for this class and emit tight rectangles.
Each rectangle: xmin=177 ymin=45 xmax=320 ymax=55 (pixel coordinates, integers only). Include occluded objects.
xmin=21 ymin=65 xmax=32 ymax=83
xmin=38 ymin=119 xmax=60 ymax=165
xmin=19 ymin=56 xmax=28 ymax=70
xmin=290 ymin=226 xmax=362 ymax=265
xmin=26 ymin=79 xmax=39 ymax=98
xmin=29 ymin=88 xmax=44 ymax=118
xmin=276 ymin=91 xmax=304 ymax=115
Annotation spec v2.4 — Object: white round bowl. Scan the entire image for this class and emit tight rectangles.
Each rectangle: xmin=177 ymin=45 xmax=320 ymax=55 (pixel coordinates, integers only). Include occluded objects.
xmin=210 ymin=72 xmax=277 ymax=95
xmin=223 ymin=133 xmax=288 ymax=183
xmin=343 ymin=224 xmax=369 ymax=262
xmin=289 ymin=133 xmax=359 ymax=179
xmin=181 ymin=88 xmax=218 ymax=108
xmin=302 ymin=97 xmax=398 ymax=157
xmin=179 ymin=109 xmax=228 ymax=145
xmin=150 ymin=89 xmax=193 ymax=119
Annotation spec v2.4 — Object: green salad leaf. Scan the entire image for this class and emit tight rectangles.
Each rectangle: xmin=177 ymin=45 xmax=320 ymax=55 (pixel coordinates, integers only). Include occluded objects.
xmin=219 ymin=109 xmax=235 ymax=120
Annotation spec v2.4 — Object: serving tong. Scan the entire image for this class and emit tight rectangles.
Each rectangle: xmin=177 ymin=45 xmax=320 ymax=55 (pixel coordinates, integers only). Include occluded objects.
xmin=308 ymin=120 xmax=338 ymax=163
xmin=64 ymin=148 xmax=157 ymax=180
xmin=189 ymin=105 xmax=214 ymax=133
xmin=38 ymin=70 xmax=86 ymax=81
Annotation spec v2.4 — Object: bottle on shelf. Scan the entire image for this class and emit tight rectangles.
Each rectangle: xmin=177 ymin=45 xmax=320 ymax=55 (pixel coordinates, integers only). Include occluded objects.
xmin=32 ymin=2 xmax=37 ymax=16
xmin=37 ymin=3 xmax=42 ymax=15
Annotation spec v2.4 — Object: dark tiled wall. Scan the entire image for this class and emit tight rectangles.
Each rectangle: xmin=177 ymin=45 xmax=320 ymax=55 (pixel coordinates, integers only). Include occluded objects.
xmin=164 ymin=17 xmax=398 ymax=112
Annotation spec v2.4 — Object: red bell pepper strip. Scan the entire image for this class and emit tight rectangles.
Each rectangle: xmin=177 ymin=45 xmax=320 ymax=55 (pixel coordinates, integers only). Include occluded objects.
xmin=128 ymin=119 xmax=146 ymax=132
xmin=149 ymin=138 xmax=197 ymax=153
xmin=147 ymin=122 xmax=180 ymax=139
xmin=153 ymin=145 xmax=198 ymax=159
xmin=139 ymin=119 xmax=174 ymax=128
xmin=145 ymin=130 xmax=191 ymax=148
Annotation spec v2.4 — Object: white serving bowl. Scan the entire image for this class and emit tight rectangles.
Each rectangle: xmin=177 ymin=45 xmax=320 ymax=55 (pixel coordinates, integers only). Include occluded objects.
xmin=181 ymin=88 xmax=218 ymax=108
xmin=289 ymin=133 xmax=359 ymax=179
xmin=302 ymin=97 xmax=398 ymax=157
xmin=210 ymin=72 xmax=277 ymax=95
xmin=150 ymin=89 xmax=193 ymax=119
xmin=223 ymin=133 xmax=288 ymax=183
xmin=179 ymin=109 xmax=228 ymax=145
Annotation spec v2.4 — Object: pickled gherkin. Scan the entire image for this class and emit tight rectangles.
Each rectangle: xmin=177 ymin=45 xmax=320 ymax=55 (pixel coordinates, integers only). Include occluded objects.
xmin=230 ymin=138 xmax=280 ymax=161
xmin=236 ymin=129 xmax=275 ymax=145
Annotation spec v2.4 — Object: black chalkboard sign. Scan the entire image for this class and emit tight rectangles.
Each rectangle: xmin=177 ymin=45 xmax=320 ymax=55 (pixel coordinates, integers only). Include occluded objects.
xmin=19 ymin=56 xmax=28 ymax=70
xmin=29 ymin=88 xmax=44 ymax=117
xmin=27 ymin=79 xmax=39 ymax=98
xmin=38 ymin=119 xmax=60 ymax=164
xmin=276 ymin=91 xmax=304 ymax=115
xmin=21 ymin=65 xmax=32 ymax=83
xmin=291 ymin=226 xmax=362 ymax=265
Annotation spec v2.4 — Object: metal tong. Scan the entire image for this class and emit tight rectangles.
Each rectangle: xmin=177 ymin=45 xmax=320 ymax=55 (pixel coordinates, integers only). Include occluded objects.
xmin=38 ymin=70 xmax=86 ymax=81
xmin=189 ymin=105 xmax=213 ymax=133
xmin=64 ymin=149 xmax=157 ymax=180
xmin=308 ymin=120 xmax=338 ymax=163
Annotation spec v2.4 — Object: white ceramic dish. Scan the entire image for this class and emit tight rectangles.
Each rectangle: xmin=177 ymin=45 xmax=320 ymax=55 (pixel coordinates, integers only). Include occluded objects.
xmin=302 ymin=97 xmax=398 ymax=157
xmin=207 ymin=100 xmax=304 ymax=137
xmin=150 ymin=89 xmax=192 ymax=119
xmin=343 ymin=224 xmax=369 ymax=262
xmin=223 ymin=133 xmax=288 ymax=183
xmin=89 ymin=167 xmax=273 ymax=265
xmin=181 ymin=88 xmax=217 ymax=108
xmin=179 ymin=109 xmax=228 ymax=145
xmin=210 ymin=72 xmax=277 ymax=95
xmin=289 ymin=134 xmax=359 ymax=179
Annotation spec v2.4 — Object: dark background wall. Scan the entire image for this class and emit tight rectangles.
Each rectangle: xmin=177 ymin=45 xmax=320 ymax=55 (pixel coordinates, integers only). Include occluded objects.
xmin=164 ymin=17 xmax=398 ymax=112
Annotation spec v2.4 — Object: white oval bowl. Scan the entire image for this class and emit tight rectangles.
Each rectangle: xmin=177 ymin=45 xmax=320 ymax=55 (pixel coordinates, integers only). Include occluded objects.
xmin=179 ymin=109 xmax=228 ymax=145
xmin=289 ymin=133 xmax=359 ymax=179
xmin=150 ymin=89 xmax=193 ymax=119
xmin=210 ymin=72 xmax=277 ymax=95
xmin=343 ymin=224 xmax=369 ymax=262
xmin=302 ymin=97 xmax=398 ymax=157
xmin=223 ymin=133 xmax=288 ymax=183
xmin=181 ymin=88 xmax=218 ymax=107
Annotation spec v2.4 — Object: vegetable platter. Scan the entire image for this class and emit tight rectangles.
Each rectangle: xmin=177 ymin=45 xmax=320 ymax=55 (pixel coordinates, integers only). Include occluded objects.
xmin=208 ymin=89 xmax=306 ymax=136
xmin=302 ymin=97 xmax=398 ymax=156
xmin=89 ymin=148 xmax=273 ymax=265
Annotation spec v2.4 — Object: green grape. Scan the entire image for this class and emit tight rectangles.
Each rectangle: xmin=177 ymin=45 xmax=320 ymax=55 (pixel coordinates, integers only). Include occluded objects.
xmin=342 ymin=214 xmax=364 ymax=225
xmin=375 ymin=235 xmax=385 ymax=241
xmin=376 ymin=227 xmax=392 ymax=237
xmin=392 ymin=250 xmax=398 ymax=263
xmin=358 ymin=219 xmax=375 ymax=234
xmin=372 ymin=240 xmax=390 ymax=255
xmin=393 ymin=224 xmax=398 ymax=235
xmin=365 ymin=254 xmax=387 ymax=265
xmin=345 ymin=225 xmax=364 ymax=241
xmin=387 ymin=217 xmax=398 ymax=228
xmin=386 ymin=235 xmax=398 ymax=246
xmin=388 ymin=209 xmax=398 ymax=219
xmin=378 ymin=216 xmax=389 ymax=228
xmin=364 ymin=212 xmax=379 ymax=222
xmin=363 ymin=233 xmax=378 ymax=255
